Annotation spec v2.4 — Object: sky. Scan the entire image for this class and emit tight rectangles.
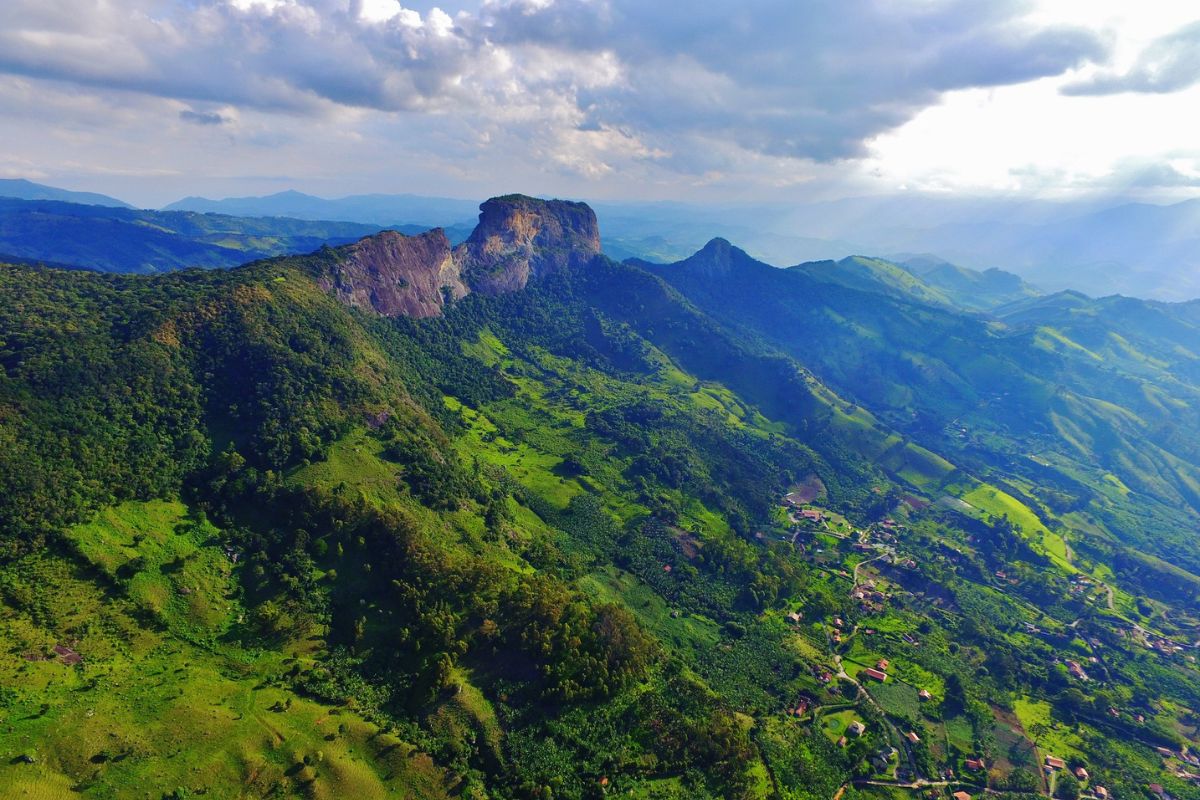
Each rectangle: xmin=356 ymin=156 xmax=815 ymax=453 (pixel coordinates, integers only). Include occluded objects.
xmin=0 ymin=0 xmax=1198 ymax=208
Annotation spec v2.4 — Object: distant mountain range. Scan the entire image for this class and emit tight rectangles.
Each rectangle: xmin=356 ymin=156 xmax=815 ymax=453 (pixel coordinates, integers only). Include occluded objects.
xmin=0 ymin=198 xmax=390 ymax=273
xmin=3 ymin=179 xmax=1200 ymax=299
xmin=0 ymin=178 xmax=131 ymax=208
xmin=164 ymin=189 xmax=481 ymax=230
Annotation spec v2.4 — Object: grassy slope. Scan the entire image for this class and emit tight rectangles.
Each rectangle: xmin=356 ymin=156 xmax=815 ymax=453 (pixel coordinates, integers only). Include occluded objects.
xmin=0 ymin=500 xmax=449 ymax=799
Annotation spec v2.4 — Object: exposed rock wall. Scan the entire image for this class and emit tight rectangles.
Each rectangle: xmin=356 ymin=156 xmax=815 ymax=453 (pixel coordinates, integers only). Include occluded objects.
xmin=317 ymin=194 xmax=601 ymax=318
xmin=317 ymin=229 xmax=467 ymax=319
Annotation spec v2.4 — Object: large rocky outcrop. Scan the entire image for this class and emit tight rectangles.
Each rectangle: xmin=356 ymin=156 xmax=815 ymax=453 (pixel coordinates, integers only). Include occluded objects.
xmin=318 ymin=228 xmax=466 ymax=319
xmin=317 ymin=194 xmax=601 ymax=318
xmin=456 ymin=195 xmax=600 ymax=294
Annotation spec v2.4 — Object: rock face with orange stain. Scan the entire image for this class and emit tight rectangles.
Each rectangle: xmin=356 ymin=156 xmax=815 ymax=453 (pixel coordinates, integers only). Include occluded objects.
xmin=315 ymin=194 xmax=601 ymax=318
xmin=318 ymin=228 xmax=466 ymax=319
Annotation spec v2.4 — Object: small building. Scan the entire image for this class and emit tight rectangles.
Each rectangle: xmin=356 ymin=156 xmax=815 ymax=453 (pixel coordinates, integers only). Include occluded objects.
xmin=953 ymin=792 xmax=972 ymax=800
xmin=905 ymin=731 xmax=921 ymax=744
xmin=800 ymin=508 xmax=824 ymax=522
xmin=876 ymin=659 xmax=890 ymax=671
xmin=1149 ymin=784 xmax=1165 ymax=798
xmin=1045 ymin=755 xmax=1066 ymax=770
xmin=786 ymin=611 xmax=802 ymax=624
xmin=918 ymin=689 xmax=933 ymax=702
xmin=965 ymin=757 xmax=985 ymax=771
xmin=1076 ymin=767 xmax=1090 ymax=781
xmin=848 ymin=720 xmax=866 ymax=737
xmin=862 ymin=667 xmax=888 ymax=682
xmin=1094 ymin=787 xmax=1108 ymax=800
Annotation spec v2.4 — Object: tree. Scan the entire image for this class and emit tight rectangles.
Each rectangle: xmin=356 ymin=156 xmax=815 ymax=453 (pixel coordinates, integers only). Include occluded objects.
xmin=1056 ymin=771 xmax=1081 ymax=800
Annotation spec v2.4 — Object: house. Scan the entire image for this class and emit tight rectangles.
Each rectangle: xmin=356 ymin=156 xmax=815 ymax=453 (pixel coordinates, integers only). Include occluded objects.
xmin=1076 ymin=767 xmax=1090 ymax=781
xmin=862 ymin=667 xmax=888 ymax=682
xmin=848 ymin=720 xmax=866 ymax=737
xmin=918 ymin=689 xmax=933 ymax=701
xmin=800 ymin=508 xmax=824 ymax=522
xmin=965 ymin=757 xmax=985 ymax=771
xmin=953 ymin=792 xmax=972 ymax=800
xmin=905 ymin=731 xmax=921 ymax=744
xmin=1045 ymin=755 xmax=1066 ymax=770
xmin=876 ymin=659 xmax=890 ymax=671
xmin=786 ymin=611 xmax=802 ymax=624
xmin=1094 ymin=788 xmax=1107 ymax=800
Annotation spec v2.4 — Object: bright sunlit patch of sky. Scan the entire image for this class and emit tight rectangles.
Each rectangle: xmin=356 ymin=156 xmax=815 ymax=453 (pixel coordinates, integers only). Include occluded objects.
xmin=863 ymin=1 xmax=1200 ymax=197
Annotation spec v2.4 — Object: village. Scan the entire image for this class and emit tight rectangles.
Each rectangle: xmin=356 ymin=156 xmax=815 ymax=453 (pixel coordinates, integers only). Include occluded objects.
xmin=769 ymin=485 xmax=1200 ymax=800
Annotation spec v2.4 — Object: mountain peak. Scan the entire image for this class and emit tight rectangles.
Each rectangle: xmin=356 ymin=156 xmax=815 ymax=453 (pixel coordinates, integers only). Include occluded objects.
xmin=458 ymin=194 xmax=600 ymax=293
xmin=316 ymin=194 xmax=602 ymax=317
xmin=676 ymin=237 xmax=763 ymax=277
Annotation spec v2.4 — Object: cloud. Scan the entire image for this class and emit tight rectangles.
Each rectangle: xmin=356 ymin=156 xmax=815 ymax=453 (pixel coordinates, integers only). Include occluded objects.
xmin=0 ymin=0 xmax=1109 ymax=174
xmin=1064 ymin=20 xmax=1200 ymax=96
xmin=180 ymin=109 xmax=232 ymax=125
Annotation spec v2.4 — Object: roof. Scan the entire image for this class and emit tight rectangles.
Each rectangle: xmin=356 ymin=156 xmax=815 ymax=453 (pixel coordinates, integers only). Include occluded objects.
xmin=1045 ymin=755 xmax=1066 ymax=769
xmin=862 ymin=667 xmax=888 ymax=682
xmin=953 ymin=792 xmax=972 ymax=800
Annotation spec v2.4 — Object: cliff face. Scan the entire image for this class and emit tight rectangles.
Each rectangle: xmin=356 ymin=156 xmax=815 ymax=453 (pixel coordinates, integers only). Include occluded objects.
xmin=317 ymin=195 xmax=600 ymax=318
xmin=456 ymin=195 xmax=601 ymax=295
xmin=318 ymin=229 xmax=467 ymax=319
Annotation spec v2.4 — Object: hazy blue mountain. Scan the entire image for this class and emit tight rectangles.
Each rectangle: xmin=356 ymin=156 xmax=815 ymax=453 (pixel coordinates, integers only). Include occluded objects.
xmin=597 ymin=194 xmax=1200 ymax=301
xmin=0 ymin=198 xmax=390 ymax=273
xmin=789 ymin=255 xmax=959 ymax=308
xmin=838 ymin=198 xmax=1200 ymax=300
xmin=898 ymin=255 xmax=1041 ymax=311
xmin=164 ymin=189 xmax=480 ymax=228
xmin=0 ymin=178 xmax=132 ymax=208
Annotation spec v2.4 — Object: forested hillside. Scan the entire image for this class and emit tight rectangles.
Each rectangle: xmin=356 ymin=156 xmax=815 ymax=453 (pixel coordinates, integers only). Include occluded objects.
xmin=4 ymin=197 xmax=1200 ymax=800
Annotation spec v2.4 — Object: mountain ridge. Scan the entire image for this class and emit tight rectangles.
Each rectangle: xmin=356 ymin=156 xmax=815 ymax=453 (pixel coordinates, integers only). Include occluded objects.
xmin=0 ymin=178 xmax=132 ymax=208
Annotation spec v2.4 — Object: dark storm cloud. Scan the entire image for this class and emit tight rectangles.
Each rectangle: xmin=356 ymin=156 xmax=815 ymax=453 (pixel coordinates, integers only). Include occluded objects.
xmin=1064 ymin=20 xmax=1200 ymax=96
xmin=0 ymin=0 xmax=1108 ymax=168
